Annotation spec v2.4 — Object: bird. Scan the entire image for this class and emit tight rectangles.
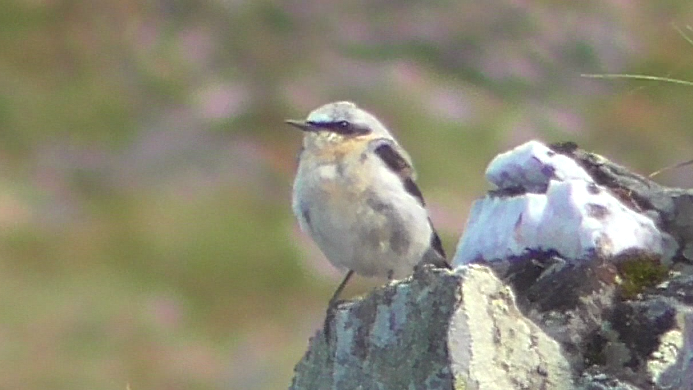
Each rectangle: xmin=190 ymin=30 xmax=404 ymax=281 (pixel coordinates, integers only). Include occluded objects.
xmin=286 ymin=101 xmax=450 ymax=310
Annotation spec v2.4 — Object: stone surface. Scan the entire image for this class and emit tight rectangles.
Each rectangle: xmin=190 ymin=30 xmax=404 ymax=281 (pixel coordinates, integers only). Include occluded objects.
xmin=455 ymin=141 xmax=674 ymax=265
xmin=290 ymin=265 xmax=573 ymax=390
xmin=290 ymin=265 xmax=459 ymax=390
xmin=289 ymin=142 xmax=693 ymax=390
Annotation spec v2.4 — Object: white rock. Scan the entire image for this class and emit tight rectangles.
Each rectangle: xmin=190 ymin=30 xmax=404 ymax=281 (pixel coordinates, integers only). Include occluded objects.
xmin=485 ymin=140 xmax=593 ymax=191
xmin=454 ymin=141 xmax=667 ymax=265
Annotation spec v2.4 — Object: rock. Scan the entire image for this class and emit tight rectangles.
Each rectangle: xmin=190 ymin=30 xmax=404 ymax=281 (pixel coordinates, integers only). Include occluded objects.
xmin=454 ymin=141 xmax=675 ymax=265
xmin=653 ymin=312 xmax=693 ymax=389
xmin=289 ymin=141 xmax=693 ymax=390
xmin=289 ymin=265 xmax=573 ymax=390
xmin=576 ymin=368 xmax=642 ymax=390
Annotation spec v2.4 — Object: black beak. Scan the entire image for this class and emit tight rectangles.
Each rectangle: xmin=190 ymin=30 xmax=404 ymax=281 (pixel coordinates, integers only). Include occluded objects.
xmin=284 ymin=119 xmax=313 ymax=132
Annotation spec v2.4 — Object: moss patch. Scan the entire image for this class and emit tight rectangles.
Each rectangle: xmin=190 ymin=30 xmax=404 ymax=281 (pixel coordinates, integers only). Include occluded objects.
xmin=616 ymin=255 xmax=668 ymax=300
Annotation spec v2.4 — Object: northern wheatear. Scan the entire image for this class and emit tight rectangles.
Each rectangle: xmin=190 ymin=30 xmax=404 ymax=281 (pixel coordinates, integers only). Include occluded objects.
xmin=286 ymin=101 xmax=449 ymax=307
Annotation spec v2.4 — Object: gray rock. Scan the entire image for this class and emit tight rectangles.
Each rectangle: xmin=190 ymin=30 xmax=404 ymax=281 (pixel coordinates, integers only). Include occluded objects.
xmin=290 ymin=265 xmax=573 ymax=390
xmin=289 ymin=143 xmax=693 ymax=390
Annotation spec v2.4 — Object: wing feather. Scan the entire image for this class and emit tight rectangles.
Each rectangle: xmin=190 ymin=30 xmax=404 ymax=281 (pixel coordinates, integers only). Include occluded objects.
xmin=371 ymin=140 xmax=447 ymax=259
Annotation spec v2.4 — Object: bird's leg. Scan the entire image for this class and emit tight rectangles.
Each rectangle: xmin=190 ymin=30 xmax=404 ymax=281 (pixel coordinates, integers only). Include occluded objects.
xmin=324 ymin=270 xmax=354 ymax=340
xmin=328 ymin=270 xmax=354 ymax=307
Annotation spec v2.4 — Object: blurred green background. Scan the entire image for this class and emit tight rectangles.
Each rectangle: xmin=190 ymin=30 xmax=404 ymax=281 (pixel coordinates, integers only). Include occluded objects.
xmin=1 ymin=0 xmax=693 ymax=389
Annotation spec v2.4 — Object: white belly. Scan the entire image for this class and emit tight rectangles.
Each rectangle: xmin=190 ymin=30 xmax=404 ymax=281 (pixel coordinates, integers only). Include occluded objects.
xmin=292 ymin=158 xmax=432 ymax=279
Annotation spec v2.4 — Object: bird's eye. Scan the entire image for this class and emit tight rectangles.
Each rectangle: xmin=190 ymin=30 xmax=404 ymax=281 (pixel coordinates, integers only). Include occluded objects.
xmin=338 ymin=120 xmax=349 ymax=128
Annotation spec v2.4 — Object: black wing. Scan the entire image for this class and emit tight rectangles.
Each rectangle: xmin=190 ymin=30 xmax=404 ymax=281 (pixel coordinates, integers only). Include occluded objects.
xmin=372 ymin=140 xmax=447 ymax=260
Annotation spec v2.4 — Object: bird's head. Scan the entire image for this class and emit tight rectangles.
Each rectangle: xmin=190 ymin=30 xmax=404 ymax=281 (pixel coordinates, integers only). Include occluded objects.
xmin=285 ymin=101 xmax=393 ymax=150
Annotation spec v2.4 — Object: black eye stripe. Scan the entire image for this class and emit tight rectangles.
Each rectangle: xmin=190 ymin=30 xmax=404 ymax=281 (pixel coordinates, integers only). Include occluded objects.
xmin=308 ymin=120 xmax=370 ymax=135
xmin=324 ymin=121 xmax=350 ymax=130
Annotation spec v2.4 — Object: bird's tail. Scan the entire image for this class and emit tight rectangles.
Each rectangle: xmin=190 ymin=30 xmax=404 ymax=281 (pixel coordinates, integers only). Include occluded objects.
xmin=421 ymin=247 xmax=452 ymax=270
